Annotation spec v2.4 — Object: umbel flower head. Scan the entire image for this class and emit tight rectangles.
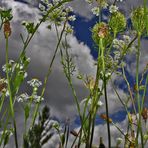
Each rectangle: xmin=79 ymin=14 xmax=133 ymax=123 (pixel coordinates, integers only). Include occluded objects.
xmin=4 ymin=21 xmax=11 ymax=38
xmin=109 ymin=11 xmax=126 ymax=35
xmin=131 ymin=7 xmax=147 ymax=34
xmin=92 ymin=22 xmax=111 ymax=46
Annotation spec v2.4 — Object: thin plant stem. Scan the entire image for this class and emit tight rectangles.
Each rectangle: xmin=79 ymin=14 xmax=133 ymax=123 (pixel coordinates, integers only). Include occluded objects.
xmin=135 ymin=33 xmax=144 ymax=147
xmin=0 ymin=93 xmax=5 ymax=112
xmin=5 ymin=37 xmax=18 ymax=148
xmin=144 ymin=0 xmax=148 ymax=34
xmin=122 ymin=66 xmax=137 ymax=116
xmin=112 ymin=81 xmax=129 ymax=116
xmin=100 ymin=38 xmax=111 ymax=147
xmin=141 ymin=75 xmax=148 ymax=112
xmin=31 ymin=20 xmax=67 ymax=127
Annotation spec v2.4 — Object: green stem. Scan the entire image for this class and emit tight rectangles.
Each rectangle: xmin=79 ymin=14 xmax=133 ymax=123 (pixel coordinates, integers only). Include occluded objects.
xmin=0 ymin=93 xmax=5 ymax=112
xmin=122 ymin=66 xmax=137 ymax=117
xmin=141 ymin=75 xmax=148 ymax=112
xmin=144 ymin=0 xmax=148 ymax=35
xmin=5 ymin=37 xmax=18 ymax=148
xmin=31 ymin=20 xmax=67 ymax=127
xmin=88 ymin=42 xmax=102 ymax=147
xmin=100 ymin=38 xmax=111 ymax=148
xmin=136 ymin=33 xmax=144 ymax=147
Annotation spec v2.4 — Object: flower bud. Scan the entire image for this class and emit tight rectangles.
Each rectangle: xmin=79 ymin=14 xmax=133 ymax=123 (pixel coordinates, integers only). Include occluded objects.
xmin=4 ymin=21 xmax=11 ymax=38
xmin=100 ymin=114 xmax=112 ymax=123
xmin=92 ymin=22 xmax=112 ymax=47
xmin=0 ymin=79 xmax=7 ymax=92
xmin=109 ymin=12 xmax=126 ymax=34
xmin=141 ymin=107 xmax=148 ymax=123
xmin=131 ymin=7 xmax=147 ymax=33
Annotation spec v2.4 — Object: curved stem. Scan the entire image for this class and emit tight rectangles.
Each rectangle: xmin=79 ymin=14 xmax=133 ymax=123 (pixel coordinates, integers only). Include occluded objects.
xmin=122 ymin=66 xmax=137 ymax=117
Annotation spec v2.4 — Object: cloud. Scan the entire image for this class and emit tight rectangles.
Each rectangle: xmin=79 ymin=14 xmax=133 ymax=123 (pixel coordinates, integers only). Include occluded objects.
xmin=126 ymin=38 xmax=148 ymax=76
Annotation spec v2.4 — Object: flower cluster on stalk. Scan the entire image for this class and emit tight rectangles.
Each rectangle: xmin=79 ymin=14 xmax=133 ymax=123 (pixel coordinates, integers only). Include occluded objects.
xmin=39 ymin=0 xmax=76 ymax=27
xmin=17 ymin=78 xmax=44 ymax=103
xmin=2 ymin=59 xmax=29 ymax=79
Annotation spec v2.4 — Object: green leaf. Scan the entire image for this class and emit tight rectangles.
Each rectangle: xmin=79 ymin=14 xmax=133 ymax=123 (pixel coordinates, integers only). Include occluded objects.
xmin=24 ymin=104 xmax=30 ymax=122
xmin=1 ymin=9 xmax=13 ymax=21
xmin=139 ymin=85 xmax=145 ymax=90
xmin=61 ymin=133 xmax=65 ymax=146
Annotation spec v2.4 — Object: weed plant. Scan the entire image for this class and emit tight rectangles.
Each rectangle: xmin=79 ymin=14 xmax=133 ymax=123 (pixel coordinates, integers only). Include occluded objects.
xmin=0 ymin=0 xmax=148 ymax=147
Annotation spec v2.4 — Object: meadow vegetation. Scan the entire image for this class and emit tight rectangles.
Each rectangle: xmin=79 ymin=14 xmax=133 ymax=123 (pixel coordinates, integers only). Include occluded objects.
xmin=0 ymin=0 xmax=148 ymax=147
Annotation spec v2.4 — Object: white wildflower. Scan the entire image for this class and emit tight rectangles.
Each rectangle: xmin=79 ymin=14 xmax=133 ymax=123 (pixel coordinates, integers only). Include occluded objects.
xmin=68 ymin=15 xmax=76 ymax=21
xmin=27 ymin=78 xmax=42 ymax=88
xmin=81 ymin=98 xmax=104 ymax=107
xmin=97 ymin=100 xmax=104 ymax=107
xmin=33 ymin=95 xmax=44 ymax=103
xmin=24 ymin=72 xmax=28 ymax=78
xmin=39 ymin=3 xmax=45 ymax=11
xmin=2 ymin=60 xmax=15 ymax=72
xmin=116 ymin=137 xmax=123 ymax=144
xmin=123 ymin=35 xmax=131 ymax=43
xmin=91 ymin=7 xmax=100 ymax=16
xmin=17 ymin=93 xmax=30 ymax=102
xmin=65 ymin=6 xmax=73 ymax=13
xmin=65 ymin=26 xmax=74 ymax=34
xmin=109 ymin=5 xmax=118 ymax=13
xmin=113 ymin=39 xmax=120 ymax=49
xmin=113 ymin=38 xmax=126 ymax=49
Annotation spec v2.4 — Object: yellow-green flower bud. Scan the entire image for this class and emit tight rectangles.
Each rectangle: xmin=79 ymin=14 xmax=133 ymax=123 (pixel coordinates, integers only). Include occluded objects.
xmin=109 ymin=12 xmax=126 ymax=35
xmin=92 ymin=22 xmax=111 ymax=47
xmin=131 ymin=7 xmax=147 ymax=34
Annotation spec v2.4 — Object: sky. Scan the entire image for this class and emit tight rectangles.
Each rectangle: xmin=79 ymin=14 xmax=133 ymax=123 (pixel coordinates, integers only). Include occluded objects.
xmin=0 ymin=0 xmax=148 ymax=147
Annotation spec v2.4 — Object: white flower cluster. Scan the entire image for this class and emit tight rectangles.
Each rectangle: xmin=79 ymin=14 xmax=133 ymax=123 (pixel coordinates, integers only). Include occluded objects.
xmin=2 ymin=60 xmax=15 ymax=72
xmin=113 ymin=39 xmax=125 ymax=49
xmin=16 ymin=78 xmax=44 ymax=103
xmin=27 ymin=78 xmax=42 ymax=88
xmin=109 ymin=5 xmax=119 ymax=13
xmin=65 ymin=25 xmax=74 ymax=34
xmin=2 ymin=59 xmax=29 ymax=78
xmin=91 ymin=7 xmax=100 ymax=16
xmin=39 ymin=0 xmax=76 ymax=26
xmin=113 ymin=35 xmax=131 ymax=50
xmin=17 ymin=93 xmax=30 ymax=102
xmin=116 ymin=137 xmax=123 ymax=145
xmin=17 ymin=93 xmax=44 ymax=103
xmin=81 ymin=98 xmax=104 ymax=107
xmin=32 ymin=94 xmax=44 ymax=103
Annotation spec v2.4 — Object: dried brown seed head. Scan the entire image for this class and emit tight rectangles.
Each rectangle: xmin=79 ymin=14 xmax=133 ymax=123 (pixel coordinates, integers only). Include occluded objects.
xmin=4 ymin=21 xmax=11 ymax=38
